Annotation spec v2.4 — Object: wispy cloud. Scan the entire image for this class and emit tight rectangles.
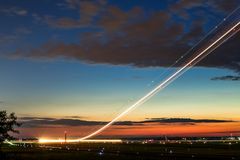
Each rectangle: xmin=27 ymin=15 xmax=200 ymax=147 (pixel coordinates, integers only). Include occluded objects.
xmin=0 ymin=7 xmax=28 ymax=16
xmin=143 ymin=118 xmax=234 ymax=123
xmin=0 ymin=27 xmax=32 ymax=45
xmin=20 ymin=117 xmax=235 ymax=128
xmin=211 ymin=75 xmax=240 ymax=81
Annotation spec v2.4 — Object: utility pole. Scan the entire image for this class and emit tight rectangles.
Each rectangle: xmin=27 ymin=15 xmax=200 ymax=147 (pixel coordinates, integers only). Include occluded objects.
xmin=64 ymin=131 xmax=67 ymax=143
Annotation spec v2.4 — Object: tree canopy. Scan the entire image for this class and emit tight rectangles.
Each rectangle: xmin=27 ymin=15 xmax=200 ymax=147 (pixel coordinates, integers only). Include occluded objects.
xmin=0 ymin=111 xmax=21 ymax=143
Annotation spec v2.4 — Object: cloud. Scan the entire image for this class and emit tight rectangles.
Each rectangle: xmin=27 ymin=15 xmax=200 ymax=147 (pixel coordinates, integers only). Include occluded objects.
xmin=45 ymin=0 xmax=106 ymax=28
xmin=45 ymin=3 xmax=142 ymax=30
xmin=0 ymin=34 xmax=18 ymax=44
xmin=20 ymin=116 xmax=235 ymax=128
xmin=169 ymin=0 xmax=204 ymax=19
xmin=170 ymin=0 xmax=204 ymax=11
xmin=20 ymin=117 xmax=56 ymax=121
xmin=63 ymin=116 xmax=85 ymax=119
xmin=11 ymin=22 xmax=240 ymax=72
xmin=211 ymin=75 xmax=240 ymax=81
xmin=20 ymin=117 xmax=104 ymax=128
xmin=209 ymin=0 xmax=240 ymax=12
xmin=99 ymin=6 xmax=143 ymax=31
xmin=45 ymin=17 xmax=85 ymax=28
xmin=170 ymin=0 xmax=240 ymax=19
xmin=7 ymin=0 xmax=240 ymax=72
xmin=169 ymin=0 xmax=240 ymax=20
xmin=143 ymin=118 xmax=234 ymax=123
xmin=0 ymin=7 xmax=28 ymax=16
xmin=0 ymin=27 xmax=32 ymax=45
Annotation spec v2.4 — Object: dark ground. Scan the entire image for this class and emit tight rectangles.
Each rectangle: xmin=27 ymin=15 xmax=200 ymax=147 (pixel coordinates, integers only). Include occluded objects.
xmin=1 ymin=142 xmax=240 ymax=160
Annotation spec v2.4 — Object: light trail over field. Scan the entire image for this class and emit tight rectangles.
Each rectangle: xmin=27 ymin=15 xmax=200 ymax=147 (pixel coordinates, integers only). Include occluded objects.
xmin=38 ymin=7 xmax=240 ymax=143
xmin=38 ymin=139 xmax=122 ymax=143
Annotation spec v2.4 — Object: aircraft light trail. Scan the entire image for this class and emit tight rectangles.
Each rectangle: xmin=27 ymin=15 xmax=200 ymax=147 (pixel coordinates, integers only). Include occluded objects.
xmin=38 ymin=8 xmax=240 ymax=143
xmin=77 ymin=21 xmax=240 ymax=141
xmin=4 ymin=140 xmax=15 ymax=146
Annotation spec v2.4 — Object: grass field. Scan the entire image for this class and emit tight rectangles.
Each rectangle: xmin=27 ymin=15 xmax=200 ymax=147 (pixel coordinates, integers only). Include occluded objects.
xmin=1 ymin=142 xmax=240 ymax=160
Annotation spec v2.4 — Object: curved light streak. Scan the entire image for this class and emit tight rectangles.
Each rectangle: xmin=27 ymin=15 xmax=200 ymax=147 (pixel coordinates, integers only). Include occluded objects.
xmin=4 ymin=140 xmax=15 ymax=146
xmin=78 ymin=22 xmax=240 ymax=141
xmin=38 ymin=9 xmax=240 ymax=143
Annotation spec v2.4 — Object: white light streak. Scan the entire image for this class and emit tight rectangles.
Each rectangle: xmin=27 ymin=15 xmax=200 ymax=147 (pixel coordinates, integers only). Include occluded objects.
xmin=38 ymin=138 xmax=122 ymax=143
xmin=4 ymin=140 xmax=15 ymax=146
xmin=38 ymin=9 xmax=240 ymax=143
xmin=78 ymin=21 xmax=240 ymax=141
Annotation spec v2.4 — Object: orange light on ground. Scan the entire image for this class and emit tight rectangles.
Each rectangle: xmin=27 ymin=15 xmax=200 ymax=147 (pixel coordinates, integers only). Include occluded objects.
xmin=38 ymin=138 xmax=122 ymax=143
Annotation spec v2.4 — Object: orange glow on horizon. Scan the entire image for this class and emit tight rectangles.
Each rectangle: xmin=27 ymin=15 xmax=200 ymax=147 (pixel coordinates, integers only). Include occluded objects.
xmin=18 ymin=121 xmax=240 ymax=138
xmin=101 ymin=122 xmax=240 ymax=137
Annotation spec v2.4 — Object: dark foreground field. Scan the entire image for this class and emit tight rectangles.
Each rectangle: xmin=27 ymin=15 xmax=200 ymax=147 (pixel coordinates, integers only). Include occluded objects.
xmin=1 ymin=142 xmax=240 ymax=160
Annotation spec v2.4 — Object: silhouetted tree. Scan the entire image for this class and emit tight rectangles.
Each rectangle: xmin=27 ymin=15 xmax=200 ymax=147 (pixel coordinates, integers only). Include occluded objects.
xmin=0 ymin=111 xmax=21 ymax=144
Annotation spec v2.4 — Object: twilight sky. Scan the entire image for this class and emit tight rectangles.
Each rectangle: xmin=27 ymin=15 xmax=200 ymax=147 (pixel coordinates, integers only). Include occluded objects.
xmin=0 ymin=0 xmax=240 ymax=138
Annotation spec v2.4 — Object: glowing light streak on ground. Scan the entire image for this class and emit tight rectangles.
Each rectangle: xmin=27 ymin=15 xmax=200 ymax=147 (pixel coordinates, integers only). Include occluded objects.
xmin=4 ymin=140 xmax=15 ymax=146
xmin=38 ymin=138 xmax=122 ymax=143
xmin=78 ymin=21 xmax=240 ymax=141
